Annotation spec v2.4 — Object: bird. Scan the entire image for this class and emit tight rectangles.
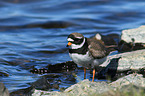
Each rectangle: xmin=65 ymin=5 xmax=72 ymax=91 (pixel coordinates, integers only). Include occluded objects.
xmin=67 ymin=32 xmax=110 ymax=82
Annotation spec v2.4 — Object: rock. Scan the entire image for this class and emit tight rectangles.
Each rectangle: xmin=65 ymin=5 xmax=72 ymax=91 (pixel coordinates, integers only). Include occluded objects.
xmin=10 ymin=86 xmax=34 ymax=96
xmin=118 ymin=40 xmax=145 ymax=52
xmin=118 ymin=25 xmax=145 ymax=52
xmin=110 ymin=74 xmax=145 ymax=89
xmin=32 ymin=79 xmax=112 ymax=96
xmin=32 ymin=74 xmax=145 ymax=96
xmin=0 ymin=83 xmax=9 ymax=96
xmin=30 ymin=61 xmax=77 ymax=74
xmin=64 ymin=79 xmax=111 ymax=95
xmin=100 ymin=49 xmax=145 ymax=71
xmin=103 ymin=74 xmax=145 ymax=96
xmin=101 ymin=34 xmax=120 ymax=46
xmin=31 ymin=77 xmax=51 ymax=90
xmin=121 ymin=26 xmax=145 ymax=43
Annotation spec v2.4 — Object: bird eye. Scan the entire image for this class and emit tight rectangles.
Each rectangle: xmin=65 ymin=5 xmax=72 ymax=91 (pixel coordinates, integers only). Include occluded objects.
xmin=75 ymin=38 xmax=83 ymax=43
xmin=75 ymin=38 xmax=79 ymax=41
xmin=77 ymin=39 xmax=82 ymax=42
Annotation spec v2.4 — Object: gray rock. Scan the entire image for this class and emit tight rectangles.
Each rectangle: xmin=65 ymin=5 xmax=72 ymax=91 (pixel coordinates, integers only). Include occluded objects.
xmin=103 ymin=74 xmax=145 ymax=96
xmin=0 ymin=83 xmax=9 ymax=96
xmin=32 ymin=74 xmax=145 ymax=96
xmin=64 ymin=79 xmax=111 ymax=95
xmin=100 ymin=49 xmax=145 ymax=71
xmin=32 ymin=79 xmax=112 ymax=96
xmin=121 ymin=25 xmax=145 ymax=43
xmin=110 ymin=74 xmax=145 ymax=89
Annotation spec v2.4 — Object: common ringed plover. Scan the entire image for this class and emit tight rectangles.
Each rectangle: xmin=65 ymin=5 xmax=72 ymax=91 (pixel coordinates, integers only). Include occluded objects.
xmin=67 ymin=32 xmax=110 ymax=82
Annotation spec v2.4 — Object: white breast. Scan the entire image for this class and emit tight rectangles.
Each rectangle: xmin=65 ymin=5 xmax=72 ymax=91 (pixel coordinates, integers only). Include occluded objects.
xmin=69 ymin=51 xmax=93 ymax=68
xmin=69 ymin=51 xmax=107 ymax=69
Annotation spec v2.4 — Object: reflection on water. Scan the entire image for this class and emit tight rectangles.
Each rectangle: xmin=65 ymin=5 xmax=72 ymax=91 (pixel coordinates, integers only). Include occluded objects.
xmin=0 ymin=0 xmax=145 ymax=92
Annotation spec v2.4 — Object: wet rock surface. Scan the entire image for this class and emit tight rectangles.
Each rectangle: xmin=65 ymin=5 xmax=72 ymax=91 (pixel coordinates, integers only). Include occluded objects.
xmin=10 ymin=86 xmax=34 ymax=96
xmin=30 ymin=61 xmax=77 ymax=74
xmin=118 ymin=40 xmax=145 ymax=52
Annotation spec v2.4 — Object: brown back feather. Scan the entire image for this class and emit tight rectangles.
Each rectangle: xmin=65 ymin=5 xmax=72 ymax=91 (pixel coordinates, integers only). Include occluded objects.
xmin=87 ymin=38 xmax=110 ymax=59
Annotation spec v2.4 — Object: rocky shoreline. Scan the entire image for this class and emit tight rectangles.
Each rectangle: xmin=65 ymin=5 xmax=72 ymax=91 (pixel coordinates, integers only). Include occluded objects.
xmin=1 ymin=26 xmax=145 ymax=96
xmin=32 ymin=74 xmax=145 ymax=96
xmin=32 ymin=49 xmax=145 ymax=96
xmin=32 ymin=26 xmax=145 ymax=96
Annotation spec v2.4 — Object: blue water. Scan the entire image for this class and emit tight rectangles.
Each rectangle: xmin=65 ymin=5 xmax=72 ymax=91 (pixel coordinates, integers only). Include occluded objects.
xmin=0 ymin=0 xmax=145 ymax=92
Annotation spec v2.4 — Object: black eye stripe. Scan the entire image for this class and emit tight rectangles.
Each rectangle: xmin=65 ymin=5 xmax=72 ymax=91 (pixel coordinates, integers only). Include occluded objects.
xmin=74 ymin=38 xmax=81 ymax=41
xmin=68 ymin=34 xmax=84 ymax=45
xmin=74 ymin=39 xmax=83 ymax=44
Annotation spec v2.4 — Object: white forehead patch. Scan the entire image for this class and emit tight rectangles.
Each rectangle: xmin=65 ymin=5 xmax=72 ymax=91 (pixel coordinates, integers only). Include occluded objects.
xmin=67 ymin=38 xmax=74 ymax=42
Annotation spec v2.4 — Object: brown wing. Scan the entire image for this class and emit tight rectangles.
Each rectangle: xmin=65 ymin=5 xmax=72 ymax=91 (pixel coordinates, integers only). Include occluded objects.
xmin=87 ymin=38 xmax=109 ymax=59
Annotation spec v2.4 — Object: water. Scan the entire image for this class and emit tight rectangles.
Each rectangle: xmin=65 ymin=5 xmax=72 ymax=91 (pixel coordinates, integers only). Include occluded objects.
xmin=0 ymin=0 xmax=145 ymax=92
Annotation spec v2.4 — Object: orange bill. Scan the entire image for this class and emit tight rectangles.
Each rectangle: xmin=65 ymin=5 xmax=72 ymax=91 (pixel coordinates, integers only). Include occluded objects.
xmin=67 ymin=42 xmax=72 ymax=47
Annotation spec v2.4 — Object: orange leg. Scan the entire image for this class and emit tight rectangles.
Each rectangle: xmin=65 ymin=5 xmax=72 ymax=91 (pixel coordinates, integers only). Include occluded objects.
xmin=92 ymin=69 xmax=95 ymax=82
xmin=84 ymin=68 xmax=86 ymax=79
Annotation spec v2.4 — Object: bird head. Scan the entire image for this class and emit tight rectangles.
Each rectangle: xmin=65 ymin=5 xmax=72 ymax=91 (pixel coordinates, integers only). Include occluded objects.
xmin=67 ymin=32 xmax=85 ymax=49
